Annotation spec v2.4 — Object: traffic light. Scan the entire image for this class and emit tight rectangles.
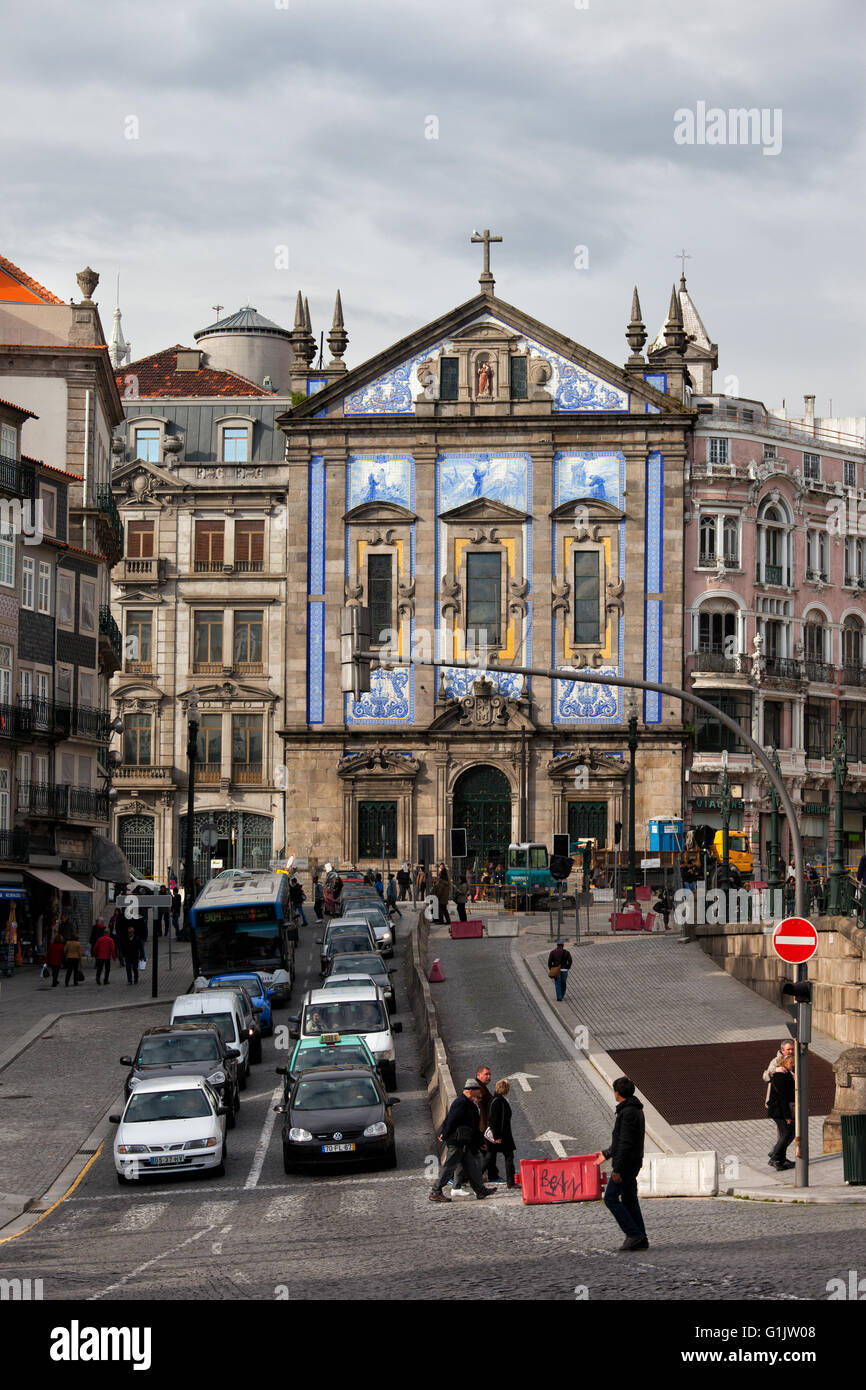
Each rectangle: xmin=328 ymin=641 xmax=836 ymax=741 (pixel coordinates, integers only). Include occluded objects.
xmin=782 ymin=980 xmax=812 ymax=1044
xmin=340 ymin=606 xmax=371 ymax=701
xmin=553 ymin=833 xmax=570 ymax=858
xmin=781 ymin=980 xmax=813 ymax=1009
xmin=550 ymin=854 xmax=573 ymax=882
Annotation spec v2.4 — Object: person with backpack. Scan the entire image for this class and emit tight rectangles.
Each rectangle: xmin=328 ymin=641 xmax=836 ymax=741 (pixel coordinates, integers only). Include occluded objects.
xmin=547 ymin=940 xmax=573 ymax=1001
xmin=396 ymin=864 xmax=411 ymax=901
xmin=289 ymin=876 xmax=307 ymax=926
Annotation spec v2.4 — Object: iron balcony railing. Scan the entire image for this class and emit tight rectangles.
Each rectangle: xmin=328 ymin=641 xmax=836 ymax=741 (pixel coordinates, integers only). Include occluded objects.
xmin=68 ymin=786 xmax=110 ymax=820
xmin=19 ymin=782 xmax=68 ymax=818
xmin=0 ymin=828 xmax=30 ymax=861
xmin=765 ymin=657 xmax=804 ymax=681
xmin=0 ymin=455 xmax=37 ymax=501
xmin=99 ymin=606 xmax=122 ymax=664
xmin=232 ymin=762 xmax=263 ymax=784
xmin=761 ymin=563 xmax=785 ymax=585
xmin=694 ymin=649 xmax=741 ymax=673
xmin=804 ymin=660 xmax=834 ymax=684
xmin=15 ymin=701 xmax=111 ymax=741
xmin=96 ymin=489 xmax=124 ymax=557
xmin=842 ymin=665 xmax=866 ymax=688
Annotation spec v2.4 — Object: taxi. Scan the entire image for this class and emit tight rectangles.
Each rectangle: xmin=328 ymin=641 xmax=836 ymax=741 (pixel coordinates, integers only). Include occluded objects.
xmin=277 ymin=1031 xmax=379 ymax=1100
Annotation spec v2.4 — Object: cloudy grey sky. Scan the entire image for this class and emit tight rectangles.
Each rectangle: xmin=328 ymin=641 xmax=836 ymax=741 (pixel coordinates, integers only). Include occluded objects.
xmin=4 ymin=0 xmax=864 ymax=413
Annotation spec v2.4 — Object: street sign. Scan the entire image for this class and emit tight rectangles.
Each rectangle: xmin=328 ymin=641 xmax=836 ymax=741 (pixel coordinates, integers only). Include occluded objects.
xmin=772 ymin=916 xmax=818 ymax=964
xmin=640 ymin=857 xmax=661 ymax=869
xmin=210 ymin=858 xmax=224 ymax=870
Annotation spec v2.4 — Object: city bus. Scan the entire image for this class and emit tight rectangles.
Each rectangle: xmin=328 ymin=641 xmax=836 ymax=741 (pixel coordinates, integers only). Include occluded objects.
xmin=189 ymin=871 xmax=295 ymax=999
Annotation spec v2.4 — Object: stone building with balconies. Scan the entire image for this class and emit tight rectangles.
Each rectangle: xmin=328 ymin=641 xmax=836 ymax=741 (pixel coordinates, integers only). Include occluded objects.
xmin=680 ymin=276 xmax=866 ymax=871
xmin=109 ymin=321 xmax=297 ymax=884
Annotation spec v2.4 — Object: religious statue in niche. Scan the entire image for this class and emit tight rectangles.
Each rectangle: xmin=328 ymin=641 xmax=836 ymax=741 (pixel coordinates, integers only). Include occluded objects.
xmin=476 ymin=360 xmax=493 ymax=397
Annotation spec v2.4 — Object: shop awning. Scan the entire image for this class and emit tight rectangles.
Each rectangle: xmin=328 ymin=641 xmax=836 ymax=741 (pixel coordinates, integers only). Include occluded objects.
xmin=91 ymin=834 xmax=133 ymax=883
xmin=26 ymin=868 xmax=94 ymax=895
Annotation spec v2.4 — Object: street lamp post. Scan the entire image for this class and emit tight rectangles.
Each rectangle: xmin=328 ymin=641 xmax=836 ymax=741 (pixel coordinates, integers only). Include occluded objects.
xmin=183 ymin=690 xmax=201 ymax=978
xmin=768 ymin=746 xmax=783 ymax=911
xmin=626 ymin=692 xmax=638 ymax=903
xmin=718 ymin=749 xmax=732 ymax=897
xmin=828 ymin=719 xmax=848 ymax=915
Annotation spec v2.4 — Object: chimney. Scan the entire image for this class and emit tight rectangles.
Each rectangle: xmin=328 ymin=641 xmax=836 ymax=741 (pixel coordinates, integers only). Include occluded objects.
xmin=803 ymin=394 xmax=816 ymax=426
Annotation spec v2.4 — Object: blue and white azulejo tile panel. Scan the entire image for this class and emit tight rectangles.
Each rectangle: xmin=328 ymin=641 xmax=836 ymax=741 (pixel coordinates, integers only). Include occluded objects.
xmin=643 ymin=450 xmax=664 ymax=724
xmin=347 ymin=455 xmax=414 ymax=510
xmin=554 ymin=450 xmax=624 ymax=508
xmin=307 ymin=455 xmax=326 ymax=724
xmin=439 ymin=451 xmax=530 ymax=512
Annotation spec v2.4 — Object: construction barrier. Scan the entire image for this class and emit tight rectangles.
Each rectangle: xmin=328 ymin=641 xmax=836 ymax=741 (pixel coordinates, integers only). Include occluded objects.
xmin=520 ymin=1154 xmax=606 ymax=1204
xmin=611 ymin=910 xmax=650 ymax=932
xmin=449 ymin=920 xmax=484 ymax=939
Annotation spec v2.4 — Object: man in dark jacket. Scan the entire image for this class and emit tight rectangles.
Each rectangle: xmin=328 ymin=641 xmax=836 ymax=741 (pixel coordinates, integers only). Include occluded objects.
xmin=767 ymin=1054 xmax=796 ymax=1170
xmin=429 ymin=1080 xmax=496 ymax=1202
xmin=120 ymin=925 xmax=145 ymax=985
xmin=594 ymin=1076 xmax=648 ymax=1250
xmin=453 ymin=1064 xmax=498 ymax=1187
xmin=547 ymin=940 xmax=573 ymax=1001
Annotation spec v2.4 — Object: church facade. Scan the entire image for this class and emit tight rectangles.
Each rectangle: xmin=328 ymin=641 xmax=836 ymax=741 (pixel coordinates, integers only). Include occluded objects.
xmin=278 ymin=254 xmax=695 ymax=871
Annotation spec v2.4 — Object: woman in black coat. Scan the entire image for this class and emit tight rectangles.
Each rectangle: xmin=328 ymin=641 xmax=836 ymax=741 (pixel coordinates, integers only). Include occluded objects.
xmin=487 ymin=1079 xmax=517 ymax=1189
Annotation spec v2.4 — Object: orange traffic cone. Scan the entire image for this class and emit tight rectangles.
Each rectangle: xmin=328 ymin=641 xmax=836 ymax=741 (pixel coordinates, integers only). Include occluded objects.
xmin=429 ymin=957 xmax=445 ymax=982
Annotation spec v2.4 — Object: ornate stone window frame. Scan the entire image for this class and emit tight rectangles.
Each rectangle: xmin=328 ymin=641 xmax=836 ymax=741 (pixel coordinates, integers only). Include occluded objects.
xmin=337 ymin=748 xmax=420 ymax=864
xmin=215 ymin=415 xmax=256 ymax=464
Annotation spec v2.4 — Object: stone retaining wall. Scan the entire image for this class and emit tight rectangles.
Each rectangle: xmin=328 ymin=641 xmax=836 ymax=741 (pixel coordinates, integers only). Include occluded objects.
xmin=695 ymin=916 xmax=866 ymax=1048
xmin=406 ymin=911 xmax=457 ymax=1133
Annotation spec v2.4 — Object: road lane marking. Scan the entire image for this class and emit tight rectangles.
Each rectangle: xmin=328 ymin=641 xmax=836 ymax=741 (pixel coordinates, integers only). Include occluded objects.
xmin=87 ymin=1225 xmax=213 ymax=1300
xmin=244 ymin=1083 xmax=284 ymax=1189
xmin=109 ymin=1202 xmax=168 ymax=1232
xmin=190 ymin=1201 xmax=236 ymax=1226
xmin=263 ymin=1194 xmax=303 ymax=1223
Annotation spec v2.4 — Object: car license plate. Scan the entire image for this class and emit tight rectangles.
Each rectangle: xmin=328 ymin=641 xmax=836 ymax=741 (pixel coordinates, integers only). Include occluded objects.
xmin=149 ymin=1155 xmax=185 ymax=1166
xmin=322 ymin=1142 xmax=356 ymax=1153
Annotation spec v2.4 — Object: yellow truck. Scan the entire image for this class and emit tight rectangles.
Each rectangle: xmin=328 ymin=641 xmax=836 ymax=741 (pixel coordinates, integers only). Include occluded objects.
xmin=684 ymin=826 xmax=753 ymax=882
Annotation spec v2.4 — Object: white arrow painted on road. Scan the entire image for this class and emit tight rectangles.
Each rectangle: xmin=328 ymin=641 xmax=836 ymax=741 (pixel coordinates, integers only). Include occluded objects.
xmin=484 ymin=1027 xmax=513 ymax=1044
xmin=535 ymin=1131 xmax=579 ymax=1159
xmin=507 ymin=1072 xmax=539 ymax=1092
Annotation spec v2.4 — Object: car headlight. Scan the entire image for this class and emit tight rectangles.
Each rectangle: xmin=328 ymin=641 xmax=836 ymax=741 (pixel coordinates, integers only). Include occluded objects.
xmin=288 ymin=1127 xmax=313 ymax=1142
xmin=207 ymin=1070 xmax=226 ymax=1085
xmin=363 ymin=1121 xmax=387 ymax=1138
xmin=183 ymin=1137 xmax=217 ymax=1149
xmin=117 ymin=1144 xmax=148 ymax=1154
xmin=373 ymin=1047 xmax=395 ymax=1061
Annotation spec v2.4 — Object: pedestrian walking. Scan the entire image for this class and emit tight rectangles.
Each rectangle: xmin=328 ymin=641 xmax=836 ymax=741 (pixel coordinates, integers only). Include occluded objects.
xmin=547 ymin=939 xmax=573 ymax=1001
xmin=453 ymin=876 xmax=469 ymax=922
xmin=289 ymin=875 xmax=307 ymax=926
xmin=434 ymin=866 xmax=451 ymax=925
xmin=58 ymin=911 xmax=74 ymax=944
xmin=397 ymin=863 xmax=411 ymax=901
xmin=487 ymin=1079 xmax=517 ymax=1189
xmin=63 ymin=932 xmax=84 ymax=987
xmin=171 ymin=889 xmax=182 ymax=938
xmin=767 ymin=1053 xmax=796 ymax=1171
xmin=313 ymin=875 xmax=325 ymax=922
xmin=374 ymin=871 xmax=385 ymax=899
xmin=156 ymin=885 xmax=170 ymax=937
xmin=415 ymin=862 xmax=427 ymax=901
xmin=93 ymin=925 xmax=117 ymax=986
xmin=88 ymin=917 xmax=105 ymax=959
xmin=120 ymin=925 xmax=145 ymax=985
xmin=453 ymin=1065 xmax=498 ymax=1186
xmin=593 ymin=1076 xmax=648 ymax=1251
xmin=493 ymin=863 xmax=505 ymax=902
xmin=428 ymin=1079 xmax=496 ymax=1202
xmin=45 ymin=931 xmax=64 ymax=987
xmin=385 ymin=873 xmax=402 ymax=918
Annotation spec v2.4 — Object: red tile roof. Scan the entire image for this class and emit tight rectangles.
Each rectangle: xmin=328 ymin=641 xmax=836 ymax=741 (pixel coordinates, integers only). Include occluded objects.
xmin=116 ymin=344 xmax=270 ymax=398
xmin=0 ymin=396 xmax=38 ymax=420
xmin=0 ymin=254 xmax=65 ymax=305
xmin=21 ymin=455 xmax=85 ymax=481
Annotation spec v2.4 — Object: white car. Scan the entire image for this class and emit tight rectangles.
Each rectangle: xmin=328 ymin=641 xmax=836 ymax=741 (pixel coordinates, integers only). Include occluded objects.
xmin=110 ymin=1075 xmax=228 ymax=1184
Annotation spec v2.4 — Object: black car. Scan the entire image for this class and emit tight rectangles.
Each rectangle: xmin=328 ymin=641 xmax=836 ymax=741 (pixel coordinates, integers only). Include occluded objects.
xmin=120 ymin=1023 xmax=241 ymax=1126
xmin=318 ymin=921 xmax=377 ymax=974
xmin=276 ymin=1065 xmax=399 ymax=1172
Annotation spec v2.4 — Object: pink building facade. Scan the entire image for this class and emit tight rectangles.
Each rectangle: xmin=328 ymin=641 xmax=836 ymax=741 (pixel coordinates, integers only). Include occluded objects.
xmin=684 ymin=368 xmax=866 ymax=873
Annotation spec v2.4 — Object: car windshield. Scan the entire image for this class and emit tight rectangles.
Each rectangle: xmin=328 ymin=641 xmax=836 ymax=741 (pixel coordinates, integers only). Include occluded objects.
xmin=294 ymin=1045 xmax=371 ymax=1069
xmin=303 ymin=1001 xmax=388 ymax=1035
xmin=328 ymin=937 xmax=371 ymax=955
xmin=214 ymin=977 xmax=263 ymax=999
xmin=191 ymin=1011 xmax=237 ymax=1044
xmin=124 ymin=1089 xmax=213 ymax=1122
xmin=293 ymin=1075 xmax=380 ymax=1111
xmin=331 ymin=955 xmax=385 ymax=977
xmin=137 ymin=1036 xmax=221 ymax=1066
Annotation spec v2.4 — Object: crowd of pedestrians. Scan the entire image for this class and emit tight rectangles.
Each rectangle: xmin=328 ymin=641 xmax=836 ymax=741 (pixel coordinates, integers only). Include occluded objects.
xmin=429 ymin=1062 xmax=518 ymax=1201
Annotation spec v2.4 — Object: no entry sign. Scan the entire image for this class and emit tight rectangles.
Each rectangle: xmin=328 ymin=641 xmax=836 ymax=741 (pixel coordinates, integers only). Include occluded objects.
xmin=772 ymin=916 xmax=818 ymax=964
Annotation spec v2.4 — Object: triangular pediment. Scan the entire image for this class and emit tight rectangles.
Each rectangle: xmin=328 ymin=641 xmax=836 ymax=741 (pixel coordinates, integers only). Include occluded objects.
xmin=546 ymin=748 xmax=627 ymax=780
xmin=439 ymin=496 xmax=531 ymax=524
xmin=112 ymin=459 xmax=186 ymax=492
xmin=550 ymin=497 xmax=625 ymax=523
xmin=343 ymin=500 xmax=418 ymax=525
xmin=277 ymin=292 xmax=689 ymax=423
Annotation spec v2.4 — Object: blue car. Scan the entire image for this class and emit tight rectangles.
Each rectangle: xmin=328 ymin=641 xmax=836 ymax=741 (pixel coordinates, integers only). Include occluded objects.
xmin=208 ymin=972 xmax=274 ymax=1036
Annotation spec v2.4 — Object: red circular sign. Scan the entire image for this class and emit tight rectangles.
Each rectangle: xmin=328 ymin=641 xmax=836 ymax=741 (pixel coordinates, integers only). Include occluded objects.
xmin=772 ymin=916 xmax=818 ymax=964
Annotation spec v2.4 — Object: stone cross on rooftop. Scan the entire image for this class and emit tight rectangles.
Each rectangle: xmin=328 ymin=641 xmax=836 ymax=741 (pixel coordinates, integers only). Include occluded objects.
xmin=471 ymin=228 xmax=503 ymax=293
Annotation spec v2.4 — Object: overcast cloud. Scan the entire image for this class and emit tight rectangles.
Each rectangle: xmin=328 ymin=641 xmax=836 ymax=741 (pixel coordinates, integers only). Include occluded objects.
xmin=2 ymin=0 xmax=864 ymax=413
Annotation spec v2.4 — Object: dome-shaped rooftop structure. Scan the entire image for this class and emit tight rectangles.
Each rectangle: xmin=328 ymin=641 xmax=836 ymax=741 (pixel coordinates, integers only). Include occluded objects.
xmin=194 ymin=304 xmax=293 ymax=391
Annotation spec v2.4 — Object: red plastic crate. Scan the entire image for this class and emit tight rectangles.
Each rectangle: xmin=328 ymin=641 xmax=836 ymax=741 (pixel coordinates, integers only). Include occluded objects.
xmin=520 ymin=1155 xmax=605 ymax=1204
xmin=449 ymin=920 xmax=484 ymax=938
